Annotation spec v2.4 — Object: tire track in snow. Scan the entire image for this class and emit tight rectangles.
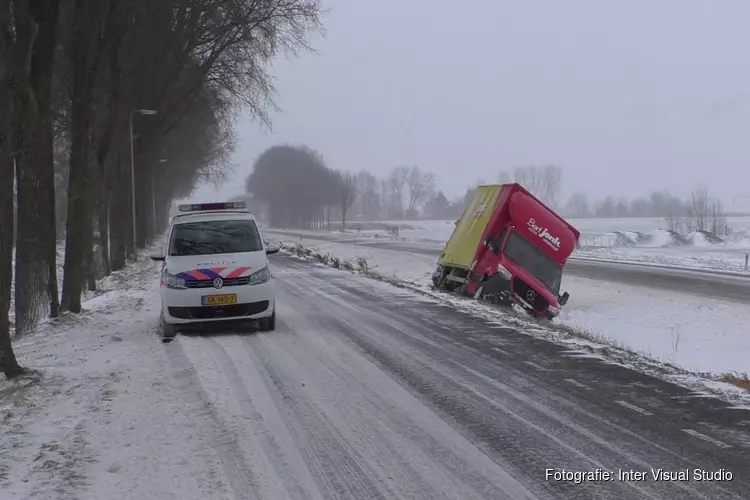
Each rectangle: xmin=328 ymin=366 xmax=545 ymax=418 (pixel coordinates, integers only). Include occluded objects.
xmin=258 ymin=306 xmax=536 ymax=500
xmin=242 ymin=302 xmax=532 ymax=500
xmin=201 ymin=334 xmax=326 ymax=500
xmin=162 ymin=339 xmax=261 ymax=500
xmin=238 ymin=334 xmax=393 ymax=500
xmin=271 ymin=262 xmax=734 ymax=499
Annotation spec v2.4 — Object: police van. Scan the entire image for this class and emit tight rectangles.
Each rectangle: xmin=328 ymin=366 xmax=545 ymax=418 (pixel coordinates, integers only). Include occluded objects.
xmin=150 ymin=201 xmax=279 ymax=339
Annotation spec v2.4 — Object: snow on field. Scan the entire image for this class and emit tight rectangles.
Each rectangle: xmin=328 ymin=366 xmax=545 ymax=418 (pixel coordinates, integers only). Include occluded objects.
xmin=314 ymin=217 xmax=750 ymax=273
xmin=279 ymin=237 xmax=750 ymax=377
xmin=0 ymin=251 xmax=234 ymax=500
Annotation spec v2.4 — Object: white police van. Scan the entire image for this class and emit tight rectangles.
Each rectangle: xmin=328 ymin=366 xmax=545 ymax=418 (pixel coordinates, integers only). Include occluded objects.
xmin=150 ymin=201 xmax=280 ymax=339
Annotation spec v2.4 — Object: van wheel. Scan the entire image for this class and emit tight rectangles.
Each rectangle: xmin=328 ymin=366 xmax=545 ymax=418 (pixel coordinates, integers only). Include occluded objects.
xmin=162 ymin=316 xmax=177 ymax=340
xmin=259 ymin=311 xmax=276 ymax=332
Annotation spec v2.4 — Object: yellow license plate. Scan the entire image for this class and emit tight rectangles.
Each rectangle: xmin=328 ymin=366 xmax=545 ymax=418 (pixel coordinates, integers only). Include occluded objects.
xmin=202 ymin=294 xmax=238 ymax=306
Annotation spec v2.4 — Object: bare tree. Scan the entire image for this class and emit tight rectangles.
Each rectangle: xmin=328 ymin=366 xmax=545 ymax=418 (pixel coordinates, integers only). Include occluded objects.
xmin=564 ymin=192 xmax=590 ymax=217
xmin=246 ymin=144 xmax=334 ymax=229
xmin=405 ymin=165 xmax=435 ymax=217
xmin=0 ymin=130 xmax=24 ymax=378
xmin=355 ymin=171 xmax=380 ymax=219
xmin=336 ymin=171 xmax=357 ymax=231
xmin=709 ymin=199 xmax=727 ymax=236
xmin=496 ymin=170 xmax=512 ymax=183
xmin=511 ymin=165 xmax=563 ymax=208
xmin=387 ymin=166 xmax=409 ymax=218
xmin=538 ymin=165 xmax=562 ymax=209
xmin=687 ymin=186 xmax=710 ymax=232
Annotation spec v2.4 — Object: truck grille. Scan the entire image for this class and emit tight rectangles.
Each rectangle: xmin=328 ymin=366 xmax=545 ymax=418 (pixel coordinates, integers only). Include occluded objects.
xmin=185 ymin=276 xmax=251 ymax=288
xmin=512 ymin=278 xmax=549 ymax=311
xmin=168 ymin=300 xmax=269 ymax=319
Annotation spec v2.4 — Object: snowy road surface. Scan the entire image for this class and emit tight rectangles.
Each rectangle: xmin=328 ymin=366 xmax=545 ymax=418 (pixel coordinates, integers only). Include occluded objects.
xmin=3 ymin=255 xmax=750 ymax=499
xmin=264 ymin=230 xmax=750 ymax=304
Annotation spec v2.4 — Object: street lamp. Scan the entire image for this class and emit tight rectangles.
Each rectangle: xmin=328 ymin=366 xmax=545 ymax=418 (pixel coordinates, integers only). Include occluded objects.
xmin=152 ymin=158 xmax=168 ymax=233
xmin=129 ymin=108 xmax=158 ymax=260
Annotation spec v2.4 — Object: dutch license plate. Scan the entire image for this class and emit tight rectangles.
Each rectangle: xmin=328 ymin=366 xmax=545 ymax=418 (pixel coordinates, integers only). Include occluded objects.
xmin=202 ymin=294 xmax=238 ymax=306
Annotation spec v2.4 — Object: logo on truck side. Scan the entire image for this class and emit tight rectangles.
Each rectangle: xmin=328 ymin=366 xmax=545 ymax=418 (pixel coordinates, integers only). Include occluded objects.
xmin=527 ymin=218 xmax=561 ymax=250
xmin=473 ymin=202 xmax=488 ymax=217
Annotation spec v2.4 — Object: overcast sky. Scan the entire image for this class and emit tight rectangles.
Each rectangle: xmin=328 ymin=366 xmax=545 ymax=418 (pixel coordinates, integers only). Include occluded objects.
xmin=192 ymin=0 xmax=750 ymax=210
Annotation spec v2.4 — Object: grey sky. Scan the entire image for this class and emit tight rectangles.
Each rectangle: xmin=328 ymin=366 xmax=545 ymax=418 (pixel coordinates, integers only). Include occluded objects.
xmin=193 ymin=0 xmax=750 ymax=209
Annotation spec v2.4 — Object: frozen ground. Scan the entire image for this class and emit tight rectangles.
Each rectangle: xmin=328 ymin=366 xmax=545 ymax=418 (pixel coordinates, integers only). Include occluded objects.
xmin=3 ymin=247 xmax=750 ymax=499
xmin=275 ymin=237 xmax=750 ymax=377
xmin=331 ymin=218 xmax=750 ymax=273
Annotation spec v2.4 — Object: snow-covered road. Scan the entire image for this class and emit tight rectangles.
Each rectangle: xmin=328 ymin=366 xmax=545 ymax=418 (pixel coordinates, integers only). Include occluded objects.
xmin=2 ymin=255 xmax=749 ymax=499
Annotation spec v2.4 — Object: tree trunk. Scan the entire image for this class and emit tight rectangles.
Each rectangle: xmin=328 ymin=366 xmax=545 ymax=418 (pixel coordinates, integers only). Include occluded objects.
xmin=98 ymin=195 xmax=110 ymax=274
xmin=61 ymin=0 xmax=101 ymax=312
xmin=109 ymin=157 xmax=128 ymax=271
xmin=12 ymin=0 xmax=62 ymax=334
xmin=0 ymin=130 xmax=24 ymax=378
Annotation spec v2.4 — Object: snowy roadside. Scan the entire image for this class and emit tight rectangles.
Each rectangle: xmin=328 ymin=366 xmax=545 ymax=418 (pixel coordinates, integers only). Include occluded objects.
xmin=276 ymin=237 xmax=750 ymax=404
xmin=270 ymin=227 xmax=750 ymax=275
xmin=0 ymin=246 xmax=234 ymax=500
xmin=8 ymin=243 xmax=109 ymax=328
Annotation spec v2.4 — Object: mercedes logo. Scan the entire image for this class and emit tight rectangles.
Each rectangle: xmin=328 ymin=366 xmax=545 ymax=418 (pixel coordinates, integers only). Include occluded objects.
xmin=525 ymin=289 xmax=536 ymax=301
xmin=213 ymin=277 xmax=224 ymax=289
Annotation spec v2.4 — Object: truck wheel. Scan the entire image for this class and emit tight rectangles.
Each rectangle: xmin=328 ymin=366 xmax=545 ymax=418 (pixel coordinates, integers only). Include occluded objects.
xmin=432 ymin=267 xmax=447 ymax=289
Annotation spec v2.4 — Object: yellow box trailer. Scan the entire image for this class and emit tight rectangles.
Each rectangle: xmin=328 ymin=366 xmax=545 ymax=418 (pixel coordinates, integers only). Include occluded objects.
xmin=438 ymin=184 xmax=504 ymax=270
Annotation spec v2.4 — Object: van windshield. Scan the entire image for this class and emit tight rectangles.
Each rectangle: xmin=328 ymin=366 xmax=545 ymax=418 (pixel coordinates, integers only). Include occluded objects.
xmin=169 ymin=219 xmax=263 ymax=256
xmin=503 ymin=230 xmax=562 ymax=293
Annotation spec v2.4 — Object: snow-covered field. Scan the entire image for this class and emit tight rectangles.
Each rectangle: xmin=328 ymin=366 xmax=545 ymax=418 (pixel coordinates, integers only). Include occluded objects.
xmin=328 ymin=217 xmax=750 ymax=273
xmin=275 ymin=237 xmax=750 ymax=377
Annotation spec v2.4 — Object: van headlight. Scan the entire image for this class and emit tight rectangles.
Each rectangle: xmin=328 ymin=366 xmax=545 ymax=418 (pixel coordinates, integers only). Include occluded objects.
xmin=248 ymin=266 xmax=271 ymax=285
xmin=164 ymin=271 xmax=186 ymax=289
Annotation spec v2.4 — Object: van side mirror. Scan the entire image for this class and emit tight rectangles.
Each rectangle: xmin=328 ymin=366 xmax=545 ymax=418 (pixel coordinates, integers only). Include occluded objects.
xmin=559 ymin=291 xmax=569 ymax=306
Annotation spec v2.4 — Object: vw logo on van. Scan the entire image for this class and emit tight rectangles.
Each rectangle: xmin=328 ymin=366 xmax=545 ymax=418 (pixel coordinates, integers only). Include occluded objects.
xmin=213 ymin=278 xmax=224 ymax=289
xmin=525 ymin=289 xmax=536 ymax=301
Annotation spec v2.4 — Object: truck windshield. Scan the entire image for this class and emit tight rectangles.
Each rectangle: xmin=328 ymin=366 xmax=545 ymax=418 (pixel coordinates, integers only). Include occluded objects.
xmin=503 ymin=230 xmax=562 ymax=292
xmin=169 ymin=219 xmax=263 ymax=256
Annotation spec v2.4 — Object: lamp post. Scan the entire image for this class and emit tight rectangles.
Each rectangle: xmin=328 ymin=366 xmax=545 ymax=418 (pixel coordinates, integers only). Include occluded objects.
xmin=129 ymin=108 xmax=157 ymax=260
xmin=153 ymin=158 xmax=167 ymax=234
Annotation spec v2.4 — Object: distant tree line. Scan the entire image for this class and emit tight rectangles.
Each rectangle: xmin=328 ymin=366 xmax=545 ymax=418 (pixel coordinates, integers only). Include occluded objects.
xmin=0 ymin=0 xmax=323 ymax=378
xmin=561 ymin=187 xmax=729 ymax=235
xmin=244 ymin=153 xmax=730 ymax=237
xmin=244 ymin=144 xmax=446 ymax=228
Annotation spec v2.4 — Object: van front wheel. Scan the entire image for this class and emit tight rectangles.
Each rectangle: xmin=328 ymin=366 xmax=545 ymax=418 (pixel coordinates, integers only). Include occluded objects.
xmin=259 ymin=311 xmax=276 ymax=332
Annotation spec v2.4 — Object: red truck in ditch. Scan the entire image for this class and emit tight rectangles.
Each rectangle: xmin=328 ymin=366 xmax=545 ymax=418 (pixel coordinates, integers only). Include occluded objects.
xmin=431 ymin=183 xmax=580 ymax=319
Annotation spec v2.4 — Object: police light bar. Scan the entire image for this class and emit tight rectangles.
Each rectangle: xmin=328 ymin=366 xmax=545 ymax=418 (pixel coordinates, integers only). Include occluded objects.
xmin=177 ymin=201 xmax=246 ymax=212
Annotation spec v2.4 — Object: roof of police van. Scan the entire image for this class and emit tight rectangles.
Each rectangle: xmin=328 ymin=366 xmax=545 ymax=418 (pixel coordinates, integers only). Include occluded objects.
xmin=170 ymin=210 xmax=256 ymax=225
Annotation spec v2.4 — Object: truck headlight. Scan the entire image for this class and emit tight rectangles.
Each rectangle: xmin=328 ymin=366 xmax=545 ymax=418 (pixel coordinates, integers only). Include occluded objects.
xmin=547 ymin=305 xmax=560 ymax=317
xmin=164 ymin=271 xmax=186 ymax=289
xmin=496 ymin=263 xmax=512 ymax=280
xmin=248 ymin=266 xmax=271 ymax=285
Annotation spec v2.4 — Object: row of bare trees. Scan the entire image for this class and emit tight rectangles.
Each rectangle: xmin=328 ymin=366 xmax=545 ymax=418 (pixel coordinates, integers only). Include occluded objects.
xmin=562 ymin=187 xmax=728 ymax=235
xmin=245 ymin=150 xmax=439 ymax=227
xmin=0 ymin=0 xmax=323 ymax=379
xmin=244 ymin=144 xmax=358 ymax=229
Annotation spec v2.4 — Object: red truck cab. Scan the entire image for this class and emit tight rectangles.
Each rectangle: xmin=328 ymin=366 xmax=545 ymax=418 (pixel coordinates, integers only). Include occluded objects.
xmin=433 ymin=183 xmax=580 ymax=319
